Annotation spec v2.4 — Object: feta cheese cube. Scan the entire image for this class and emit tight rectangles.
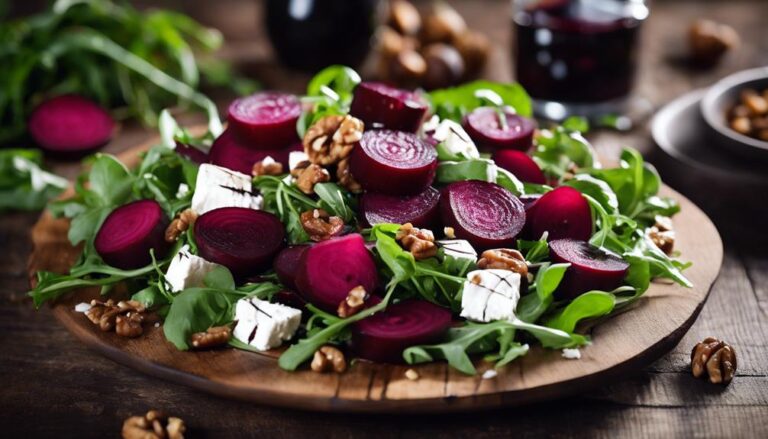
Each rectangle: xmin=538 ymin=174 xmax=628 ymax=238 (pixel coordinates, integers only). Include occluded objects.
xmin=438 ymin=239 xmax=477 ymax=262
xmin=432 ymin=119 xmax=480 ymax=160
xmin=460 ymin=269 xmax=521 ymax=322
xmin=289 ymin=151 xmax=309 ymax=171
xmin=165 ymin=245 xmax=222 ymax=292
xmin=233 ymin=297 xmax=302 ymax=351
xmin=562 ymin=348 xmax=582 ymax=360
xmin=191 ymin=164 xmax=262 ymax=215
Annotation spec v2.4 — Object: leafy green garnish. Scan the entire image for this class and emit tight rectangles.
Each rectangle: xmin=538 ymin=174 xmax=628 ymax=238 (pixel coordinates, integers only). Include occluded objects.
xmin=0 ymin=148 xmax=66 ymax=212
xmin=254 ymin=175 xmax=320 ymax=244
xmin=296 ymin=65 xmax=360 ymax=138
xmin=428 ymin=80 xmax=532 ymax=122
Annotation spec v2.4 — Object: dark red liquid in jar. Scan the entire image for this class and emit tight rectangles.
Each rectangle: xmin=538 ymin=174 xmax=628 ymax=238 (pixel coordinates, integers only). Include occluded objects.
xmin=513 ymin=0 xmax=646 ymax=104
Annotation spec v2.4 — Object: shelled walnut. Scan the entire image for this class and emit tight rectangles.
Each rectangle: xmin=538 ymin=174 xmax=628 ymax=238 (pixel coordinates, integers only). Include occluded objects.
xmin=688 ymin=19 xmax=739 ymax=66
xmin=164 ymin=209 xmax=197 ymax=243
xmin=311 ymin=345 xmax=347 ymax=373
xmin=300 ymin=208 xmax=344 ymax=242
xmin=294 ymin=163 xmax=330 ymax=195
xmin=647 ymin=216 xmax=675 ymax=255
xmin=86 ymin=299 xmax=148 ymax=338
xmin=337 ymin=285 xmax=368 ymax=318
xmin=691 ymin=337 xmax=737 ymax=385
xmin=251 ymin=156 xmax=284 ymax=177
xmin=725 ymin=86 xmax=768 ymax=142
xmin=191 ymin=325 xmax=232 ymax=349
xmin=477 ymin=248 xmax=528 ymax=277
xmin=336 ymin=158 xmax=362 ymax=193
xmin=122 ymin=410 xmax=185 ymax=439
xmin=396 ymin=223 xmax=437 ymax=260
xmin=303 ymin=114 xmax=364 ymax=166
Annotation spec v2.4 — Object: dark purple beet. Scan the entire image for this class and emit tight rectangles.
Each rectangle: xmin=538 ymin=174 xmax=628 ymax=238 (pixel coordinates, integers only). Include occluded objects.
xmin=492 ymin=150 xmax=546 ymax=184
xmin=195 ymin=207 xmax=285 ymax=277
xmin=349 ymin=82 xmax=428 ymax=132
xmin=462 ymin=107 xmax=536 ymax=151
xmin=274 ymin=245 xmax=310 ymax=290
xmin=549 ymin=239 xmax=630 ymax=299
xmin=274 ymin=290 xmax=307 ymax=311
xmin=227 ymin=92 xmax=301 ymax=147
xmin=351 ymin=300 xmax=452 ymax=363
xmin=529 ymin=186 xmax=592 ymax=241
xmin=209 ymin=129 xmax=292 ymax=175
xmin=360 ymin=186 xmax=441 ymax=228
xmin=28 ymin=95 xmax=114 ymax=155
xmin=94 ymin=200 xmax=170 ymax=269
xmin=349 ymin=130 xmax=437 ymax=195
xmin=295 ymin=234 xmax=378 ymax=312
xmin=440 ymin=180 xmax=526 ymax=249
xmin=175 ymin=141 xmax=208 ymax=164
xmin=519 ymin=193 xmax=542 ymax=239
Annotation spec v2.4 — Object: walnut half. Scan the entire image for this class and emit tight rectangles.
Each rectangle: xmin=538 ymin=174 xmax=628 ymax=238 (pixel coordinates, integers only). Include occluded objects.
xmin=165 ymin=209 xmax=197 ymax=243
xmin=311 ymin=345 xmax=347 ymax=373
xmin=303 ymin=114 xmax=364 ymax=166
xmin=122 ymin=410 xmax=185 ymax=439
xmin=691 ymin=337 xmax=737 ymax=385
xmin=191 ymin=325 xmax=232 ymax=349
xmin=300 ymin=208 xmax=344 ymax=242
xmin=396 ymin=223 xmax=437 ymax=260
xmin=337 ymin=285 xmax=368 ymax=318
xmin=477 ymin=248 xmax=528 ymax=277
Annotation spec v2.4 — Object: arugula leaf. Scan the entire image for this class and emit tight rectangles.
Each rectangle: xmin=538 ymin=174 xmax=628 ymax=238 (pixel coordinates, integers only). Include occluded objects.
xmin=0 ymin=149 xmax=66 ymax=212
xmin=314 ymin=182 xmax=355 ymax=222
xmin=544 ymin=291 xmax=616 ymax=332
xmin=516 ymin=263 xmax=570 ymax=323
xmin=428 ymin=80 xmax=532 ymax=122
xmin=297 ymin=65 xmax=360 ymax=138
xmin=533 ymin=126 xmax=598 ymax=181
xmin=254 ymin=175 xmax=319 ymax=244
xmin=163 ymin=287 xmax=234 ymax=350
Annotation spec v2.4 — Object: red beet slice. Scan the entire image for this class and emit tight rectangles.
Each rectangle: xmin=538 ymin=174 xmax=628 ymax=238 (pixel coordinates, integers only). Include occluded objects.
xmin=462 ymin=107 xmax=536 ymax=151
xmin=351 ymin=300 xmax=452 ymax=363
xmin=295 ymin=234 xmax=378 ymax=312
xmin=549 ymin=239 xmax=630 ymax=299
xmin=28 ymin=95 xmax=114 ymax=155
xmin=227 ymin=92 xmax=301 ymax=147
xmin=175 ymin=141 xmax=209 ymax=164
xmin=529 ymin=186 xmax=592 ymax=241
xmin=349 ymin=82 xmax=428 ymax=132
xmin=195 ymin=207 xmax=285 ymax=277
xmin=274 ymin=245 xmax=310 ymax=290
xmin=519 ymin=193 xmax=542 ymax=239
xmin=360 ymin=186 xmax=441 ymax=228
xmin=274 ymin=290 xmax=307 ymax=311
xmin=94 ymin=200 xmax=170 ymax=269
xmin=492 ymin=150 xmax=546 ymax=184
xmin=350 ymin=130 xmax=437 ymax=195
xmin=209 ymin=129 xmax=292 ymax=175
xmin=440 ymin=180 xmax=526 ymax=249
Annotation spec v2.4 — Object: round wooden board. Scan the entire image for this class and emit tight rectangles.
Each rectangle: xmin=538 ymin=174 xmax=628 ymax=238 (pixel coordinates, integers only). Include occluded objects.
xmin=28 ymin=138 xmax=723 ymax=414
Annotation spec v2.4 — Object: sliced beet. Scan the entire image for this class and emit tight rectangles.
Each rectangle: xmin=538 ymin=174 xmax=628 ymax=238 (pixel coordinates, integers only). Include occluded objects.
xmin=295 ymin=234 xmax=378 ymax=312
xmin=360 ymin=186 xmax=441 ymax=228
xmin=349 ymin=130 xmax=437 ymax=195
xmin=349 ymin=82 xmax=428 ymax=132
xmin=351 ymin=300 xmax=452 ymax=363
xmin=492 ymin=150 xmax=546 ymax=184
xmin=227 ymin=92 xmax=301 ymax=147
xmin=94 ymin=200 xmax=170 ymax=269
xmin=175 ymin=141 xmax=209 ymax=164
xmin=529 ymin=186 xmax=592 ymax=241
xmin=274 ymin=290 xmax=307 ymax=311
xmin=28 ymin=95 xmax=114 ymax=155
xmin=519 ymin=193 xmax=542 ymax=239
xmin=274 ymin=245 xmax=310 ymax=290
xmin=462 ymin=107 xmax=536 ymax=151
xmin=195 ymin=207 xmax=285 ymax=277
xmin=549 ymin=239 xmax=630 ymax=299
xmin=209 ymin=129 xmax=292 ymax=175
xmin=440 ymin=180 xmax=526 ymax=249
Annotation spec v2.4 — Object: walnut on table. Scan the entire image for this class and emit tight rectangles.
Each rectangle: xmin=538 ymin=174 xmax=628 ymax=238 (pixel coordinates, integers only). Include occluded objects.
xmin=691 ymin=337 xmax=737 ymax=385
xmin=122 ymin=409 xmax=185 ymax=439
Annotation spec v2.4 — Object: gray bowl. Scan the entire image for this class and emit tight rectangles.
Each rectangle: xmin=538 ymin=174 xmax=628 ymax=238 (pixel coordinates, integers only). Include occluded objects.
xmin=700 ymin=66 xmax=768 ymax=161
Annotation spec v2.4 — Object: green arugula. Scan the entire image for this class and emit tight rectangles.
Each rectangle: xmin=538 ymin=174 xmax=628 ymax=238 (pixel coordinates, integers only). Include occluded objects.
xmin=296 ymin=65 xmax=360 ymax=138
xmin=0 ymin=148 xmax=67 ymax=212
xmin=428 ymin=80 xmax=532 ymax=122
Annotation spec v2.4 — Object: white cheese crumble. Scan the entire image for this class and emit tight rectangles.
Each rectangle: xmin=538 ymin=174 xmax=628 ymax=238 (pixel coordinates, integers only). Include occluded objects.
xmin=233 ymin=297 xmax=302 ymax=351
xmin=482 ymin=369 xmax=498 ymax=380
xmin=74 ymin=302 xmax=92 ymax=313
xmin=175 ymin=183 xmax=190 ymax=199
xmin=460 ymin=269 xmax=521 ymax=323
xmin=190 ymin=164 xmax=262 ymax=215
xmin=432 ymin=119 xmax=480 ymax=160
xmin=437 ymin=239 xmax=478 ymax=262
xmin=164 ymin=245 xmax=223 ymax=292
xmin=562 ymin=348 xmax=582 ymax=360
xmin=288 ymin=151 xmax=309 ymax=171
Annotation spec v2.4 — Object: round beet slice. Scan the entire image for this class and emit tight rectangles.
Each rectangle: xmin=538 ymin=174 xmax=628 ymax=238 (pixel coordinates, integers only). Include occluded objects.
xmin=360 ymin=186 xmax=441 ymax=228
xmin=227 ymin=92 xmax=301 ymax=147
xmin=492 ymin=150 xmax=546 ymax=184
xmin=28 ymin=95 xmax=114 ymax=155
xmin=295 ymin=234 xmax=378 ymax=313
xmin=462 ymin=107 xmax=536 ymax=151
xmin=349 ymin=82 xmax=428 ymax=132
xmin=209 ymin=129 xmax=292 ymax=175
xmin=549 ymin=239 xmax=630 ymax=299
xmin=351 ymin=300 xmax=452 ymax=363
xmin=94 ymin=200 xmax=170 ymax=269
xmin=440 ymin=180 xmax=526 ymax=249
xmin=274 ymin=245 xmax=310 ymax=290
xmin=195 ymin=207 xmax=285 ymax=277
xmin=519 ymin=193 xmax=542 ymax=239
xmin=529 ymin=186 xmax=592 ymax=241
xmin=350 ymin=130 xmax=437 ymax=195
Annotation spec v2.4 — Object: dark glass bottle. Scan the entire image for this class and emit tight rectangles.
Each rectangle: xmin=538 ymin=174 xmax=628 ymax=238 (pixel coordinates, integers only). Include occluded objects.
xmin=265 ymin=0 xmax=380 ymax=72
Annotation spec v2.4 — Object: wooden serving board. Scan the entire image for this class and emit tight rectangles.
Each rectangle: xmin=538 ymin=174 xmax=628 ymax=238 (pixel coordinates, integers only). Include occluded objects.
xmin=27 ymin=139 xmax=723 ymax=413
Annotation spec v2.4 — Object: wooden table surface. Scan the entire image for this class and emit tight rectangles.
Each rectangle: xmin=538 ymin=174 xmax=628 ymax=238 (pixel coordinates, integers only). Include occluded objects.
xmin=2 ymin=0 xmax=767 ymax=437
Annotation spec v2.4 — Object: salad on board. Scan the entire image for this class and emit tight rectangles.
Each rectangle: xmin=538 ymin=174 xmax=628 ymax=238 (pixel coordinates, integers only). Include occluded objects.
xmin=29 ymin=66 xmax=691 ymax=375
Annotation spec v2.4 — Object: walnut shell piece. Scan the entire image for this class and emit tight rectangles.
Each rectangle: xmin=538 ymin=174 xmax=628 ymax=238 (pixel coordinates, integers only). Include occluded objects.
xmin=311 ymin=345 xmax=347 ymax=373
xmin=300 ymin=208 xmax=344 ymax=242
xmin=303 ymin=114 xmax=364 ymax=166
xmin=396 ymin=223 xmax=438 ymax=260
xmin=477 ymin=248 xmax=528 ymax=277
xmin=691 ymin=337 xmax=737 ymax=385
xmin=122 ymin=410 xmax=186 ymax=439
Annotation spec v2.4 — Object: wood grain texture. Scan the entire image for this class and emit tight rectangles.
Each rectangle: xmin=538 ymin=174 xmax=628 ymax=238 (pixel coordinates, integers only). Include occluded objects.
xmin=26 ymin=137 xmax=723 ymax=413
